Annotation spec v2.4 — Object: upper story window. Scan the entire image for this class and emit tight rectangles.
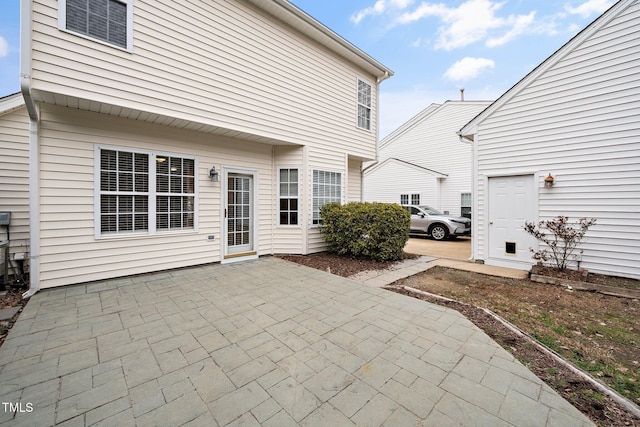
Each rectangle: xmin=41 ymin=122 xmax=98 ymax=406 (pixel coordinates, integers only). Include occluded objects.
xmin=60 ymin=0 xmax=132 ymax=50
xmin=357 ymin=79 xmax=372 ymax=131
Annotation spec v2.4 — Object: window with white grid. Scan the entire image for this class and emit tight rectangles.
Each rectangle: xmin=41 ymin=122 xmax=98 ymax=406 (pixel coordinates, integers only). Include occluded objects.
xmin=357 ymin=79 xmax=372 ymax=130
xmin=278 ymin=168 xmax=299 ymax=226
xmin=97 ymin=147 xmax=196 ymax=236
xmin=61 ymin=0 xmax=131 ymax=49
xmin=400 ymin=194 xmax=408 ymax=205
xmin=411 ymin=194 xmax=420 ymax=205
xmin=156 ymin=156 xmax=195 ymax=230
xmin=312 ymin=170 xmax=341 ymax=225
xmin=99 ymin=149 xmax=149 ymax=234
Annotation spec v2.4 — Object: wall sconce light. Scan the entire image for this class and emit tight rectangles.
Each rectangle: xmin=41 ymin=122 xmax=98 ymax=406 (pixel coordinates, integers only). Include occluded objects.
xmin=544 ymin=173 xmax=555 ymax=188
xmin=209 ymin=166 xmax=219 ymax=182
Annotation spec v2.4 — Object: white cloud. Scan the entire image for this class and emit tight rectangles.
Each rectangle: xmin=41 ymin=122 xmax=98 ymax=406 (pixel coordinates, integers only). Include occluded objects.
xmin=351 ymin=0 xmax=414 ymax=24
xmin=0 ymin=36 xmax=8 ymax=57
xmin=486 ymin=11 xmax=535 ymax=47
xmin=394 ymin=0 xmax=536 ymax=50
xmin=444 ymin=57 xmax=495 ymax=82
xmin=565 ymin=0 xmax=614 ymax=18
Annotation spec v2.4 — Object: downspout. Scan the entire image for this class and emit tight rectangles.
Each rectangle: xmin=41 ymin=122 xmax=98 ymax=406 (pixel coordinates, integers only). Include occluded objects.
xmin=458 ymin=132 xmax=476 ymax=262
xmin=270 ymin=146 xmax=275 ymax=255
xmin=21 ymin=0 xmax=41 ymax=298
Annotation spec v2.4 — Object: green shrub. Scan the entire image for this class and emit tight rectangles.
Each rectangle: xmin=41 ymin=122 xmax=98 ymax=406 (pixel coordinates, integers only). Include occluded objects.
xmin=319 ymin=202 xmax=410 ymax=261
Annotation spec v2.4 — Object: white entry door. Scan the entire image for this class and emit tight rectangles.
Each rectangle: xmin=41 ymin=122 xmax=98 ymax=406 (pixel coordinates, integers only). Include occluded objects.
xmin=487 ymin=175 xmax=537 ymax=266
xmin=225 ymin=173 xmax=254 ymax=256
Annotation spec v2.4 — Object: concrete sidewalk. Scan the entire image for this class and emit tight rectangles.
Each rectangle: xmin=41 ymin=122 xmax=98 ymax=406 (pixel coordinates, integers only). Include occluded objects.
xmin=0 ymin=258 xmax=592 ymax=426
xmin=351 ymin=255 xmax=528 ymax=287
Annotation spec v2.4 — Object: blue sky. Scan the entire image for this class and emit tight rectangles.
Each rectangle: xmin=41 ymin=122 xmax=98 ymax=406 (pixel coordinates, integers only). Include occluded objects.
xmin=0 ymin=0 xmax=614 ymax=137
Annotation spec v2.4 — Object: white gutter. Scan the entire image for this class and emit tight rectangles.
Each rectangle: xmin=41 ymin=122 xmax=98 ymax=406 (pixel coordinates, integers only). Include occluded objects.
xmin=20 ymin=0 xmax=40 ymax=298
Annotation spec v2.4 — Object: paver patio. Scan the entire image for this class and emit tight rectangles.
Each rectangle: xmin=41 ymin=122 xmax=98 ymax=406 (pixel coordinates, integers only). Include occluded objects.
xmin=0 ymin=257 xmax=593 ymax=426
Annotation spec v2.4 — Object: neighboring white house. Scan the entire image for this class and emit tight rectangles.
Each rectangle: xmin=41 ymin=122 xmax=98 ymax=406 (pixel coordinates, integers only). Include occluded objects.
xmin=363 ymin=100 xmax=491 ymax=217
xmin=0 ymin=94 xmax=30 ymax=283
xmin=9 ymin=0 xmax=392 ymax=291
xmin=459 ymin=0 xmax=640 ymax=279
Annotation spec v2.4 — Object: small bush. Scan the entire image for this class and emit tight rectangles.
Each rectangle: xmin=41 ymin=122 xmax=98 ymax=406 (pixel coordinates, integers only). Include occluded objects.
xmin=319 ymin=202 xmax=410 ymax=262
xmin=524 ymin=216 xmax=596 ymax=271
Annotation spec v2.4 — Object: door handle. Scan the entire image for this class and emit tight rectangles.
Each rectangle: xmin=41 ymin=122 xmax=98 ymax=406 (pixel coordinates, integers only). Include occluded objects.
xmin=489 ymin=221 xmax=494 ymax=225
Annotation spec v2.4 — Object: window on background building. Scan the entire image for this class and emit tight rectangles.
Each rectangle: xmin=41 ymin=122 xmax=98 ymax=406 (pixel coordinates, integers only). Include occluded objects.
xmin=278 ymin=168 xmax=299 ymax=225
xmin=357 ymin=79 xmax=372 ymax=130
xmin=411 ymin=194 xmax=420 ymax=205
xmin=312 ymin=170 xmax=341 ymax=225
xmin=461 ymin=192 xmax=472 ymax=218
xmin=97 ymin=147 xmax=196 ymax=235
xmin=62 ymin=0 xmax=131 ymax=49
xmin=400 ymin=194 xmax=408 ymax=205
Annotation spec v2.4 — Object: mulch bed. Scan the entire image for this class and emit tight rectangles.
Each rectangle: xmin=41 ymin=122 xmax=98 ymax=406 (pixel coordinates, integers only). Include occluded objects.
xmin=277 ymin=253 xmax=409 ymax=277
xmin=0 ymin=289 xmax=29 ymax=348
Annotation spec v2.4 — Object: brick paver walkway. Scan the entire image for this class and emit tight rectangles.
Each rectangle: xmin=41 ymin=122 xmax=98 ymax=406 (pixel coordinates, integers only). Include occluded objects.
xmin=0 ymin=257 xmax=593 ymax=426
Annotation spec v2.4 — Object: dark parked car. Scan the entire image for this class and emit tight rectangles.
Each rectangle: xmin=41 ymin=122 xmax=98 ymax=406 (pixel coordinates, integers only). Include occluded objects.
xmin=402 ymin=205 xmax=471 ymax=240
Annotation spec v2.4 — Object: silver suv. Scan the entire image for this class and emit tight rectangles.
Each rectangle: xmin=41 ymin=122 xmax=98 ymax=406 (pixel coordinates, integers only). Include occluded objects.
xmin=402 ymin=205 xmax=471 ymax=240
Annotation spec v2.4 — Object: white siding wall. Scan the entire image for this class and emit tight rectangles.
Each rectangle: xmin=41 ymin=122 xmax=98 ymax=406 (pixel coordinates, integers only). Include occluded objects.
xmin=31 ymin=0 xmax=378 ymax=160
xmin=369 ymin=101 xmax=490 ymax=215
xmin=38 ymin=105 xmax=274 ymax=288
xmin=363 ymin=161 xmax=438 ymax=206
xmin=0 ymin=107 xmax=30 ymax=269
xmin=476 ymin=1 xmax=640 ymax=279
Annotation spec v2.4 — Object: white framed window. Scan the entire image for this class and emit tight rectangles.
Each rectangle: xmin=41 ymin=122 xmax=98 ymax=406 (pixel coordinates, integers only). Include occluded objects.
xmin=59 ymin=0 xmax=133 ymax=50
xmin=357 ymin=78 xmax=372 ymax=130
xmin=96 ymin=146 xmax=197 ymax=237
xmin=278 ymin=168 xmax=299 ymax=226
xmin=312 ymin=170 xmax=342 ymax=225
xmin=155 ymin=156 xmax=196 ymax=230
xmin=461 ymin=192 xmax=472 ymax=218
xmin=400 ymin=194 xmax=419 ymax=205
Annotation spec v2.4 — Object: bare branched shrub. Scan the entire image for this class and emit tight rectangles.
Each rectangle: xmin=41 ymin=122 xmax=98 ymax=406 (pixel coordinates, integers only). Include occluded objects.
xmin=524 ymin=216 xmax=596 ymax=271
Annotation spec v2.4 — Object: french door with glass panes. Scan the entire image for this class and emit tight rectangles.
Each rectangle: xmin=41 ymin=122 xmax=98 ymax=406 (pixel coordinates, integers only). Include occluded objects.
xmin=225 ymin=173 xmax=254 ymax=256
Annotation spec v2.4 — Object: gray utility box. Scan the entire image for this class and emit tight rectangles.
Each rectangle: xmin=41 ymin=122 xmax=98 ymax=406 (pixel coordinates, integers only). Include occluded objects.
xmin=0 ymin=212 xmax=10 ymax=226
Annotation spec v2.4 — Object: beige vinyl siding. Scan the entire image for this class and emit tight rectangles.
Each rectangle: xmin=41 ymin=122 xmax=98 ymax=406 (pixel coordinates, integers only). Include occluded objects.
xmin=347 ymin=158 xmax=362 ymax=203
xmin=31 ymin=0 xmax=378 ymax=160
xmin=366 ymin=101 xmax=490 ymax=215
xmin=475 ymin=1 xmax=640 ymax=278
xmin=0 ymin=107 xmax=30 ymax=267
xmin=38 ymin=104 xmax=274 ymax=288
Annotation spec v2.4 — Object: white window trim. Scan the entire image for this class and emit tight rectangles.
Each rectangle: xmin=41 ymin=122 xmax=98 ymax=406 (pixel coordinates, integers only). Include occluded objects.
xmin=277 ymin=166 xmax=301 ymax=228
xmin=311 ymin=168 xmax=343 ymax=227
xmin=356 ymin=77 xmax=373 ymax=131
xmin=94 ymin=145 xmax=199 ymax=239
xmin=59 ymin=0 xmax=134 ymax=52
